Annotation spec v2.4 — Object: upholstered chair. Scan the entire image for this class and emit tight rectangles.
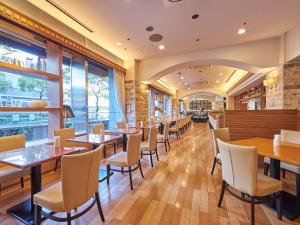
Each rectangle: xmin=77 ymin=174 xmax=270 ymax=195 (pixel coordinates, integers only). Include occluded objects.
xmin=141 ymin=127 xmax=159 ymax=167
xmin=157 ymin=123 xmax=171 ymax=152
xmin=0 ymin=134 xmax=27 ymax=192
xmin=116 ymin=121 xmax=126 ymax=129
xmin=92 ymin=123 xmax=117 ymax=156
xmin=53 ymin=128 xmax=90 ymax=171
xmin=264 ymin=130 xmax=300 ymax=196
xmin=210 ymin=128 xmax=230 ymax=175
xmin=169 ymin=120 xmax=180 ymax=139
xmin=217 ymin=139 xmax=282 ymax=225
xmin=34 ymin=145 xmax=105 ymax=225
xmin=106 ymin=133 xmax=143 ymax=190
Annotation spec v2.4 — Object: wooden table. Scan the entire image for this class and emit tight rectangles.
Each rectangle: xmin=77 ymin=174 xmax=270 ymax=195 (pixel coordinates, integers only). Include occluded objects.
xmin=67 ymin=134 xmax=121 ymax=182
xmin=230 ymin=137 xmax=300 ymax=220
xmin=0 ymin=145 xmax=86 ymax=225
xmin=105 ymin=128 xmax=140 ymax=151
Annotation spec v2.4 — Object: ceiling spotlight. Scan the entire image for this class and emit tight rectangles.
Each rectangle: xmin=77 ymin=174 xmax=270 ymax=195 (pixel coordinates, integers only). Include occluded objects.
xmin=188 ymin=87 xmax=191 ymax=90
xmin=208 ymin=65 xmax=212 ymax=67
xmin=238 ymin=22 xmax=247 ymax=35
xmin=180 ymin=76 xmax=184 ymax=80
xmin=192 ymin=14 xmax=199 ymax=20
xmin=116 ymin=42 xmax=122 ymax=46
xmin=158 ymin=44 xmax=165 ymax=50
xmin=216 ymin=80 xmax=220 ymax=83
xmin=219 ymin=73 xmax=223 ymax=76
xmin=185 ymin=83 xmax=188 ymax=86
xmin=196 ymin=38 xmax=200 ymax=42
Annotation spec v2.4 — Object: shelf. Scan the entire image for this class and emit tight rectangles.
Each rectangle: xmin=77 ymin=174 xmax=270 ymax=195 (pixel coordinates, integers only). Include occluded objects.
xmin=0 ymin=61 xmax=59 ymax=81
xmin=0 ymin=107 xmax=60 ymax=112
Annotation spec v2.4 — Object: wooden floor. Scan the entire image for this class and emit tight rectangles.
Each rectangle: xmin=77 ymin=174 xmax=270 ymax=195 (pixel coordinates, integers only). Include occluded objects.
xmin=1 ymin=123 xmax=300 ymax=225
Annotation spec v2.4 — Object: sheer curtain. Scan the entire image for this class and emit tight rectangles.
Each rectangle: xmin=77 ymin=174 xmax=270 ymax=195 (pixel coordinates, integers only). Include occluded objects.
xmin=113 ymin=69 xmax=126 ymax=122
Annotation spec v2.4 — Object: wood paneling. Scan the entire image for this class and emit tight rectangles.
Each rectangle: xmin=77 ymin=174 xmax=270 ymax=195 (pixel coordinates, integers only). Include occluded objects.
xmin=0 ymin=107 xmax=59 ymax=112
xmin=224 ymin=110 xmax=297 ymax=140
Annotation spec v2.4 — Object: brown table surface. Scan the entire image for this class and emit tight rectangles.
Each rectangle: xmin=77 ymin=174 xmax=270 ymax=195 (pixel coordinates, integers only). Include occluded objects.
xmin=230 ymin=137 xmax=300 ymax=166
xmin=67 ymin=134 xmax=121 ymax=145
xmin=0 ymin=144 xmax=85 ymax=169
xmin=105 ymin=128 xmax=141 ymax=135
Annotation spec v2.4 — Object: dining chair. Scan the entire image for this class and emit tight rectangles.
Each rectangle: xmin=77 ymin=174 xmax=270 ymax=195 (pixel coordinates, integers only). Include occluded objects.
xmin=264 ymin=129 xmax=300 ymax=196
xmin=0 ymin=134 xmax=27 ymax=193
xmin=217 ymin=139 xmax=282 ymax=225
xmin=116 ymin=121 xmax=126 ymax=129
xmin=106 ymin=133 xmax=143 ymax=190
xmin=210 ymin=128 xmax=230 ymax=175
xmin=34 ymin=145 xmax=105 ymax=225
xmin=53 ymin=128 xmax=90 ymax=171
xmin=141 ymin=127 xmax=159 ymax=167
xmin=157 ymin=123 xmax=171 ymax=152
xmin=92 ymin=124 xmax=117 ymax=156
xmin=169 ymin=120 xmax=180 ymax=139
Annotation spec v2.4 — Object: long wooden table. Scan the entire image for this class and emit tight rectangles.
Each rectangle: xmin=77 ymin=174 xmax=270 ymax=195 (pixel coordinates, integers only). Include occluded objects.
xmin=230 ymin=137 xmax=300 ymax=220
xmin=0 ymin=145 xmax=86 ymax=225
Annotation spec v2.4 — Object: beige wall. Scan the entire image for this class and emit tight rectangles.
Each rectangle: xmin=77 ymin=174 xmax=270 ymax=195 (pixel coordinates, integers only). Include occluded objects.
xmin=284 ymin=23 xmax=300 ymax=62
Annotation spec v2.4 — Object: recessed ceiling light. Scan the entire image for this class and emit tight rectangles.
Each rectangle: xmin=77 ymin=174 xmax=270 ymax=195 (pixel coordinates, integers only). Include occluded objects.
xmin=216 ymin=80 xmax=220 ymax=83
xmin=185 ymin=83 xmax=188 ymax=86
xmin=116 ymin=42 xmax=122 ymax=46
xmin=188 ymin=87 xmax=191 ymax=90
xmin=196 ymin=38 xmax=200 ymax=42
xmin=146 ymin=26 xmax=154 ymax=32
xmin=180 ymin=76 xmax=184 ymax=80
xmin=208 ymin=65 xmax=212 ymax=67
xmin=219 ymin=73 xmax=223 ymax=76
xmin=237 ymin=28 xmax=246 ymax=35
xmin=192 ymin=14 xmax=199 ymax=20
xmin=214 ymin=85 xmax=217 ymax=88
xmin=158 ymin=44 xmax=165 ymax=50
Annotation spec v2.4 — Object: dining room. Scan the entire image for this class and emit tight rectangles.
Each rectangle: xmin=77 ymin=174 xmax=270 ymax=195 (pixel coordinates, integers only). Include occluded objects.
xmin=1 ymin=0 xmax=300 ymax=225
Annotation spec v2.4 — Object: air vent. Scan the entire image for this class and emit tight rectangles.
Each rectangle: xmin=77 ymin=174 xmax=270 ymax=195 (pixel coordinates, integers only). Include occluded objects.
xmin=162 ymin=0 xmax=185 ymax=7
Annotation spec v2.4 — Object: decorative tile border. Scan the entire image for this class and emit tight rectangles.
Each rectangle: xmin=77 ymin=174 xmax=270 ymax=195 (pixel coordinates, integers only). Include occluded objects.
xmin=0 ymin=2 xmax=126 ymax=74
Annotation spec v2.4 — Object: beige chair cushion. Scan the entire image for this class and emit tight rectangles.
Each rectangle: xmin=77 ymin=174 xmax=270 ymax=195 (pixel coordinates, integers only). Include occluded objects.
xmin=157 ymin=134 xmax=166 ymax=141
xmin=255 ymin=174 xmax=283 ymax=197
xmin=0 ymin=166 xmax=27 ymax=183
xmin=107 ymin=152 xmax=128 ymax=167
xmin=34 ymin=182 xmax=64 ymax=212
xmin=141 ymin=142 xmax=150 ymax=151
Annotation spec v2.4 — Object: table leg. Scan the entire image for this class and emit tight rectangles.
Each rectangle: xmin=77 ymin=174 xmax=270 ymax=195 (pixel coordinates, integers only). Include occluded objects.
xmin=123 ymin=134 xmax=127 ymax=152
xmin=268 ymin=158 xmax=300 ymax=220
xmin=7 ymin=165 xmax=42 ymax=225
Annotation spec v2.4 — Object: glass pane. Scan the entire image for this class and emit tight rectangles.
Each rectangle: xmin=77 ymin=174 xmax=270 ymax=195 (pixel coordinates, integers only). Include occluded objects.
xmin=0 ymin=112 xmax=48 ymax=141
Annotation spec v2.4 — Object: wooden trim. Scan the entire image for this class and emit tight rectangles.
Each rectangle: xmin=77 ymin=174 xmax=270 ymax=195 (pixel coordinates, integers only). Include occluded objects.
xmin=58 ymin=47 xmax=64 ymax=128
xmin=226 ymin=72 xmax=253 ymax=94
xmin=0 ymin=61 xmax=59 ymax=81
xmin=148 ymin=84 xmax=172 ymax=96
xmin=0 ymin=107 xmax=60 ymax=112
xmin=0 ymin=2 xmax=126 ymax=74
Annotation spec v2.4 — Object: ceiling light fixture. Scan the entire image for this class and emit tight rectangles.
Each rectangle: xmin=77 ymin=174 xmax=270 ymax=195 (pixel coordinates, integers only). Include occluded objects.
xmin=116 ymin=42 xmax=122 ymax=46
xmin=219 ymin=73 xmax=223 ymax=76
xmin=237 ymin=22 xmax=247 ymax=35
xmin=188 ymin=87 xmax=191 ymax=90
xmin=185 ymin=83 xmax=188 ymax=86
xmin=180 ymin=76 xmax=184 ymax=80
xmin=158 ymin=44 xmax=165 ymax=50
xmin=192 ymin=14 xmax=199 ymax=20
xmin=216 ymin=80 xmax=220 ymax=83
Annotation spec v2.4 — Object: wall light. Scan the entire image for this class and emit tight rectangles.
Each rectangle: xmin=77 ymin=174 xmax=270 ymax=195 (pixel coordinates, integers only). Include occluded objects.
xmin=263 ymin=74 xmax=279 ymax=89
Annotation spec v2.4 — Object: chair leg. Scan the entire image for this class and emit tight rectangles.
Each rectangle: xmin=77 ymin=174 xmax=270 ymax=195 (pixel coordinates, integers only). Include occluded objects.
xmin=282 ymin=169 xmax=286 ymax=179
xmin=149 ymin=150 xmax=154 ymax=167
xmin=263 ymin=163 xmax=269 ymax=176
xmin=218 ymin=181 xmax=226 ymax=207
xmin=103 ymin=146 xmax=107 ymax=158
xmin=167 ymin=139 xmax=170 ymax=149
xmin=250 ymin=196 xmax=255 ymax=225
xmin=211 ymin=157 xmax=218 ymax=175
xmin=54 ymin=159 xmax=59 ymax=171
xmin=296 ymin=174 xmax=300 ymax=198
xmin=164 ymin=141 xmax=168 ymax=152
xmin=128 ymin=166 xmax=133 ymax=190
xmin=141 ymin=151 xmax=143 ymax=159
xmin=113 ymin=142 xmax=117 ymax=154
xmin=138 ymin=160 xmax=144 ymax=178
xmin=34 ymin=204 xmax=41 ymax=225
xmin=95 ymin=192 xmax=105 ymax=222
xmin=20 ymin=177 xmax=24 ymax=188
xmin=121 ymin=167 xmax=124 ymax=174
xmin=67 ymin=212 xmax=71 ymax=225
xmin=106 ymin=164 xmax=110 ymax=185
xmin=176 ymin=132 xmax=179 ymax=139
xmin=155 ymin=148 xmax=159 ymax=161
xmin=276 ymin=191 xmax=282 ymax=220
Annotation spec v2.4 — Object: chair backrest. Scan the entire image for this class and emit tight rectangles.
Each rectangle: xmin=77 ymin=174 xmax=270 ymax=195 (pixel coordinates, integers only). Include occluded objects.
xmin=217 ymin=139 xmax=257 ymax=196
xmin=127 ymin=133 xmax=142 ymax=165
xmin=148 ymin=127 xmax=159 ymax=150
xmin=92 ymin=124 xmax=104 ymax=134
xmin=163 ymin=123 xmax=170 ymax=139
xmin=0 ymin=134 xmax=25 ymax=168
xmin=281 ymin=130 xmax=300 ymax=144
xmin=61 ymin=145 xmax=103 ymax=212
xmin=211 ymin=128 xmax=230 ymax=157
xmin=53 ymin=128 xmax=75 ymax=147
xmin=117 ymin=121 xmax=126 ymax=129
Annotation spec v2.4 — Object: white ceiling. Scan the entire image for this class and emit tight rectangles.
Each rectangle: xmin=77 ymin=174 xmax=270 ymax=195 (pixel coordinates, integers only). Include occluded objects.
xmin=28 ymin=0 xmax=300 ymax=61
xmin=161 ymin=65 xmax=243 ymax=90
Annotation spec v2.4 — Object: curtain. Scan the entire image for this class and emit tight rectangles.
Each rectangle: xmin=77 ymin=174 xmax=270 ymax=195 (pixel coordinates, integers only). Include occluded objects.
xmin=113 ymin=69 xmax=126 ymax=122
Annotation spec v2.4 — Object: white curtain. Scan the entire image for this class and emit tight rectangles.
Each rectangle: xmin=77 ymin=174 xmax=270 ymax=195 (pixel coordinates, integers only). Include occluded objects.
xmin=113 ymin=69 xmax=126 ymax=122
